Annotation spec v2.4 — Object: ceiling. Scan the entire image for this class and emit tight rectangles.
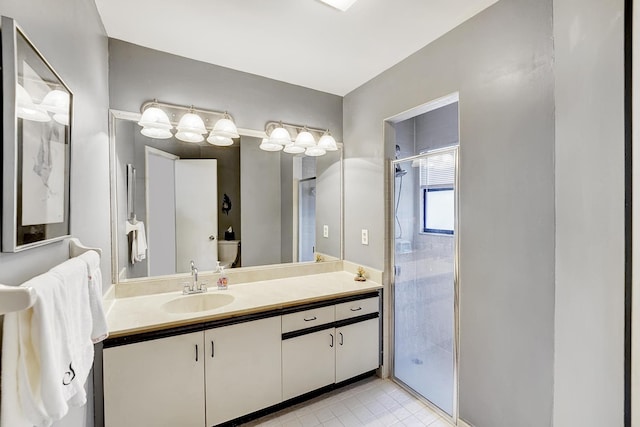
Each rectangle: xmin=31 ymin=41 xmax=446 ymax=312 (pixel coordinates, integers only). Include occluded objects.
xmin=95 ymin=0 xmax=499 ymax=96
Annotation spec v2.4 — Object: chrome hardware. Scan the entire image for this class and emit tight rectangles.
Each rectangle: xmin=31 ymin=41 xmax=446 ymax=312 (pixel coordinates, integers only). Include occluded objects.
xmin=304 ymin=316 xmax=317 ymax=322
xmin=183 ymin=260 xmax=207 ymax=294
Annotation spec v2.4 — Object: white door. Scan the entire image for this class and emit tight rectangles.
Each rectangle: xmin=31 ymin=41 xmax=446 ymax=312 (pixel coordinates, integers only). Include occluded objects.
xmin=103 ymin=332 xmax=205 ymax=427
xmin=146 ymin=147 xmax=178 ymax=276
xmin=175 ymin=159 xmax=218 ymax=273
xmin=204 ymin=317 xmax=282 ymax=425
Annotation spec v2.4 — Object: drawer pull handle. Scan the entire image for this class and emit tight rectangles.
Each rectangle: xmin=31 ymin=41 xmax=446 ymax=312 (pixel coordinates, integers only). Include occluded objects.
xmin=304 ymin=316 xmax=317 ymax=322
xmin=350 ymin=307 xmax=362 ymax=312
xmin=330 ymin=333 xmax=334 ymax=348
xmin=195 ymin=344 xmax=199 ymax=362
xmin=339 ymin=332 xmax=344 ymax=346
xmin=211 ymin=341 xmax=215 ymax=358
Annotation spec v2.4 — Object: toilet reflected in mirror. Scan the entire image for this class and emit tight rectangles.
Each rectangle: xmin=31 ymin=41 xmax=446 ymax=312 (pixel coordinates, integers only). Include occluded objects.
xmin=218 ymin=240 xmax=241 ymax=269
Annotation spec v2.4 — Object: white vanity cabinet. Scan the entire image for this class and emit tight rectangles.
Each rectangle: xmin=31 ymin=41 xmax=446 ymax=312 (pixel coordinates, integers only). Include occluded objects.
xmin=281 ymin=296 xmax=380 ymax=400
xmin=103 ymin=331 xmax=205 ymax=427
xmin=204 ymin=316 xmax=282 ymax=426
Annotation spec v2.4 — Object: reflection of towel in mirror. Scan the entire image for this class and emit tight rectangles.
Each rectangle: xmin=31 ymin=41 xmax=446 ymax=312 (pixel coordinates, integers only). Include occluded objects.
xmin=126 ymin=220 xmax=147 ymax=264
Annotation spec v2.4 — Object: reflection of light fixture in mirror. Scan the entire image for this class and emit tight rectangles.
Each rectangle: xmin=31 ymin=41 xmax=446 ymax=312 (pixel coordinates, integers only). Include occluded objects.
xmin=259 ymin=138 xmax=283 ymax=151
xmin=317 ymin=131 xmax=338 ymax=151
xmin=176 ymin=111 xmax=207 ymax=143
xmin=41 ymin=89 xmax=70 ymax=126
xmin=16 ymin=84 xmax=50 ymax=122
xmin=283 ymin=143 xmax=306 ymax=154
xmin=269 ymin=125 xmax=292 ymax=146
xmin=264 ymin=121 xmax=340 ymax=156
xmin=138 ymin=104 xmax=172 ymax=139
xmin=293 ymin=127 xmax=316 ymax=148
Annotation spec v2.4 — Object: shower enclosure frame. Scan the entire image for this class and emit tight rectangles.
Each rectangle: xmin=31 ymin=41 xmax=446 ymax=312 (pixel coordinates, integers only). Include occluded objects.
xmin=388 ymin=145 xmax=460 ymax=425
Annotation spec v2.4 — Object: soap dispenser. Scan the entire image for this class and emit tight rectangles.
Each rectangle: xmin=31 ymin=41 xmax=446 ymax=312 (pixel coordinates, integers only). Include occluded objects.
xmin=217 ymin=265 xmax=228 ymax=290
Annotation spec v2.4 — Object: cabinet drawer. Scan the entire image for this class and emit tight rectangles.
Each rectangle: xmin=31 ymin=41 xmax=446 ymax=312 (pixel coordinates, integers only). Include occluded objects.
xmin=282 ymin=305 xmax=335 ymax=333
xmin=335 ymin=296 xmax=379 ymax=321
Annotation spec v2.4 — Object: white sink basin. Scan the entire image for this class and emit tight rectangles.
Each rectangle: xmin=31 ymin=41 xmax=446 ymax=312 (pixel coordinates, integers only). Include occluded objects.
xmin=162 ymin=293 xmax=235 ymax=314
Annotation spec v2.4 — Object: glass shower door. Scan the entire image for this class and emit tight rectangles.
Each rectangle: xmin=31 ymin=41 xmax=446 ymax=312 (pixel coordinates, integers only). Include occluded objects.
xmin=392 ymin=148 xmax=457 ymax=417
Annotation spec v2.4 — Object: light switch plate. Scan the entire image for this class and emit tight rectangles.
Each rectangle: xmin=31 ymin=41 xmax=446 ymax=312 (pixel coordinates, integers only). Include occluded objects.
xmin=361 ymin=229 xmax=369 ymax=245
xmin=323 ymin=225 xmax=329 ymax=238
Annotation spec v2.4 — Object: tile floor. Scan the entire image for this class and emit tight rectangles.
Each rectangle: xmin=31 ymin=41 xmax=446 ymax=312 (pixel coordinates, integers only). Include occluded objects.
xmin=241 ymin=377 xmax=453 ymax=427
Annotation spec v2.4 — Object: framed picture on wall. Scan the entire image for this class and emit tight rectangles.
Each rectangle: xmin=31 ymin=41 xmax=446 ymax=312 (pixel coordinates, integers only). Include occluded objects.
xmin=1 ymin=16 xmax=72 ymax=252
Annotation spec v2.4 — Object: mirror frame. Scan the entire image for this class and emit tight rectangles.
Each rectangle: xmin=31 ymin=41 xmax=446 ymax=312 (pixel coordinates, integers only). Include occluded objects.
xmin=108 ymin=109 xmax=344 ymax=284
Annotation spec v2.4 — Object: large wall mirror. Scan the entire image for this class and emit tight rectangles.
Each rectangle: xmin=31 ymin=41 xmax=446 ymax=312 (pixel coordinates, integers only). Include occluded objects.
xmin=109 ymin=110 xmax=343 ymax=283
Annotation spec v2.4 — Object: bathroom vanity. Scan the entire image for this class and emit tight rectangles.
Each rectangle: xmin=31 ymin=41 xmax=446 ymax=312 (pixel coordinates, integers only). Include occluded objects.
xmin=99 ymin=271 xmax=382 ymax=427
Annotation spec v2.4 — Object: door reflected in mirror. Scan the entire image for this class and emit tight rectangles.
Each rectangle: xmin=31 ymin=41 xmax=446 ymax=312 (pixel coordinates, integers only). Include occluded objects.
xmin=110 ymin=111 xmax=342 ymax=282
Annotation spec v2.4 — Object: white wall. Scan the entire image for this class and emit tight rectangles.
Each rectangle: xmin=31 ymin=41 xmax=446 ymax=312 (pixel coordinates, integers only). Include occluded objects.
xmin=553 ymin=0 xmax=625 ymax=425
xmin=0 ymin=1 xmax=110 ymax=427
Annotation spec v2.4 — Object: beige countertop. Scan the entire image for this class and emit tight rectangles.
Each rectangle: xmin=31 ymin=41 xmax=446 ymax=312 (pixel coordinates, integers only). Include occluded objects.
xmin=106 ymin=271 xmax=382 ymax=338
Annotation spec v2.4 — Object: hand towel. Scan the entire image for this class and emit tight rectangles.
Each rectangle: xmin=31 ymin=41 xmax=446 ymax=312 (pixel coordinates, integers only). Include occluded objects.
xmin=0 ymin=269 xmax=86 ymax=427
xmin=47 ymin=258 xmax=94 ymax=409
xmin=77 ymin=250 xmax=109 ymax=343
xmin=128 ymin=221 xmax=147 ymax=264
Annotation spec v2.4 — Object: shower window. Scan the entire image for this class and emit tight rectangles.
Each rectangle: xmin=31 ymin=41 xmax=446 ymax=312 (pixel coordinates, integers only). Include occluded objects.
xmin=419 ymin=152 xmax=456 ymax=235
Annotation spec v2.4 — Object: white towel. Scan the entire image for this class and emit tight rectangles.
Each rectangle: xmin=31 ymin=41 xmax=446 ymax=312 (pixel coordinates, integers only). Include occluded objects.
xmin=0 ymin=259 xmax=94 ymax=427
xmin=127 ymin=220 xmax=147 ymax=264
xmin=77 ymin=250 xmax=109 ymax=343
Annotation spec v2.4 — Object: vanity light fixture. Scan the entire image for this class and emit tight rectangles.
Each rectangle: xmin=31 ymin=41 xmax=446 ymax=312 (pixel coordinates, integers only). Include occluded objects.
xmin=138 ymin=100 xmax=239 ymax=146
xmin=40 ymin=89 xmax=70 ymax=126
xmin=263 ymin=121 xmax=341 ymax=157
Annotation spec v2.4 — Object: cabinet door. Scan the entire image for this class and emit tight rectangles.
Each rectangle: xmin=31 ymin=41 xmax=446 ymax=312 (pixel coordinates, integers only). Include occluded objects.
xmin=205 ymin=316 xmax=282 ymax=426
xmin=336 ymin=319 xmax=380 ymax=383
xmin=282 ymin=329 xmax=335 ymax=400
xmin=103 ymin=332 xmax=205 ymax=427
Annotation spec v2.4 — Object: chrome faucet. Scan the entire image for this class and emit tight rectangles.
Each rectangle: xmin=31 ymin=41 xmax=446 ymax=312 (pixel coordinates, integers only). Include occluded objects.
xmin=183 ymin=260 xmax=207 ymax=294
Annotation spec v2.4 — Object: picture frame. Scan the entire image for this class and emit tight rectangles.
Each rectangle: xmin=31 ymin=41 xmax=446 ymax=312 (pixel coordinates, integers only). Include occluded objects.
xmin=1 ymin=16 xmax=72 ymax=252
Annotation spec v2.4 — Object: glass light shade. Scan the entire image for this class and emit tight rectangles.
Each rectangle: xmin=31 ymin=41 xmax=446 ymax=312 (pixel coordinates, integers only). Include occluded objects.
xmin=206 ymin=134 xmax=234 ymax=146
xmin=53 ymin=113 xmax=69 ymax=126
xmin=294 ymin=130 xmax=316 ymax=148
xmin=16 ymin=84 xmax=50 ymax=122
xmin=177 ymin=112 xmax=207 ymax=134
xmin=259 ymin=138 xmax=284 ymax=152
xmin=40 ymin=89 xmax=69 ymax=115
xmin=175 ymin=130 xmax=204 ymax=143
xmin=138 ymin=106 xmax=172 ymax=130
xmin=305 ymin=146 xmax=327 ymax=157
xmin=141 ymin=126 xmax=172 ymax=139
xmin=283 ymin=143 xmax=305 ymax=154
xmin=317 ymin=133 xmax=338 ymax=151
xmin=269 ymin=126 xmax=291 ymax=145
xmin=211 ymin=117 xmax=239 ymax=139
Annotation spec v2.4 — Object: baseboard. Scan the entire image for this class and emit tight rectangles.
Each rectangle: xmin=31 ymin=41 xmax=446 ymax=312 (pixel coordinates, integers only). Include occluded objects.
xmin=458 ymin=418 xmax=474 ymax=427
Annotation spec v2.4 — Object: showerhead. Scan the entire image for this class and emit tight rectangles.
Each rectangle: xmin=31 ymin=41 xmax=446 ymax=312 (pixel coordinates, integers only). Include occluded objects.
xmin=395 ymin=165 xmax=407 ymax=177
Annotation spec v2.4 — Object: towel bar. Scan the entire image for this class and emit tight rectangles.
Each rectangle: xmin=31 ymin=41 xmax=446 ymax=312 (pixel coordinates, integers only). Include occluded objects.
xmin=0 ymin=238 xmax=101 ymax=315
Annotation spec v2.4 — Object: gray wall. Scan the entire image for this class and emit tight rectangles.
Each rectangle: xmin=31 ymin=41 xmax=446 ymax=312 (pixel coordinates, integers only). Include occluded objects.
xmin=343 ymin=0 xmax=555 ymax=426
xmin=553 ymin=0 xmax=625 ymax=425
xmin=109 ymin=39 xmax=342 ymax=140
xmin=0 ymin=1 xmax=110 ymax=427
